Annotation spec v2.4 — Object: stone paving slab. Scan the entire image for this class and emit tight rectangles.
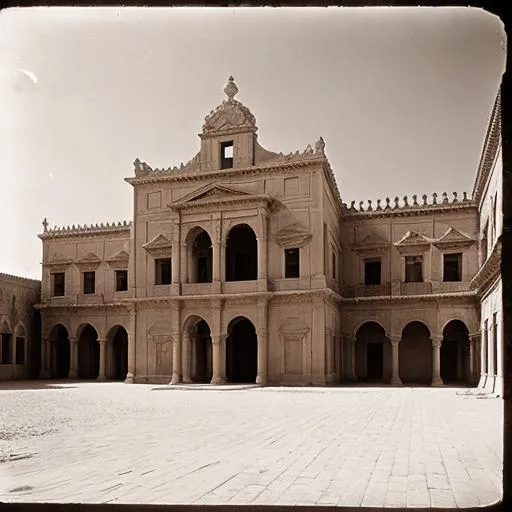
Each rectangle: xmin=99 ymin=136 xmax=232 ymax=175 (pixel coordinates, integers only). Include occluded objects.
xmin=0 ymin=380 xmax=504 ymax=507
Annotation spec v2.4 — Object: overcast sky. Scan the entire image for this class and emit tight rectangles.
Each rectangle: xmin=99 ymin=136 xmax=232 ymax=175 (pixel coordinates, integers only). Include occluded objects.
xmin=0 ymin=7 xmax=505 ymax=280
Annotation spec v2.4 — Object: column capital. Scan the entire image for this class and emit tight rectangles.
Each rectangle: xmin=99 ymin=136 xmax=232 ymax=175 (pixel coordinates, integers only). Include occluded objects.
xmin=469 ymin=332 xmax=481 ymax=343
xmin=211 ymin=334 xmax=221 ymax=345
xmin=430 ymin=335 xmax=443 ymax=348
xmin=68 ymin=336 xmax=78 ymax=343
xmin=388 ymin=335 xmax=401 ymax=346
xmin=97 ymin=338 xmax=107 ymax=344
xmin=344 ymin=334 xmax=356 ymax=344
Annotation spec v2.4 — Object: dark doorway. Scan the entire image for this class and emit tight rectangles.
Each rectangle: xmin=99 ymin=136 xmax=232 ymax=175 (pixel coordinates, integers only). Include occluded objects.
xmin=226 ymin=225 xmax=258 ymax=281
xmin=50 ymin=324 xmax=70 ymax=378
xmin=193 ymin=320 xmax=212 ymax=383
xmin=399 ymin=322 xmax=432 ymax=384
xmin=78 ymin=324 xmax=99 ymax=379
xmin=193 ymin=230 xmax=213 ymax=283
xmin=226 ymin=317 xmax=257 ymax=383
xmin=441 ymin=320 xmax=469 ymax=384
xmin=441 ymin=341 xmax=459 ymax=382
xmin=367 ymin=343 xmax=383 ymax=380
xmin=110 ymin=327 xmax=128 ymax=380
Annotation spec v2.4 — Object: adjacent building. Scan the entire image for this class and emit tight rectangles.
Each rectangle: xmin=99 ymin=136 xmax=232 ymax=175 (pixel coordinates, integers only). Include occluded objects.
xmin=35 ymin=78 xmax=503 ymax=393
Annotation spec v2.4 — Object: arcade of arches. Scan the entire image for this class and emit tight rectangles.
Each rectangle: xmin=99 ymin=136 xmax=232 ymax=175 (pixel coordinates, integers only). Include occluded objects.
xmin=352 ymin=319 xmax=473 ymax=386
xmin=45 ymin=323 xmax=128 ymax=381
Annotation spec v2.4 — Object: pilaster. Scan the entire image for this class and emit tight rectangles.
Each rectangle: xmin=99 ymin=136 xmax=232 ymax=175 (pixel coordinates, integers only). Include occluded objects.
xmin=68 ymin=336 xmax=78 ymax=379
xmin=431 ymin=335 xmax=443 ymax=387
xmin=389 ymin=335 xmax=402 ymax=385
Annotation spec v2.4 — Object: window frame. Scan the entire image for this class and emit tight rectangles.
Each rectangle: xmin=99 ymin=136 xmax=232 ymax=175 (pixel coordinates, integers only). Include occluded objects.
xmin=404 ymin=255 xmax=424 ymax=283
xmin=220 ymin=140 xmax=234 ymax=169
xmin=284 ymin=248 xmax=300 ymax=279
xmin=52 ymin=272 xmax=66 ymax=297
xmin=115 ymin=269 xmax=128 ymax=292
xmin=364 ymin=258 xmax=382 ymax=286
xmin=442 ymin=252 xmax=462 ymax=282
xmin=155 ymin=258 xmax=172 ymax=285
xmin=83 ymin=271 xmax=96 ymax=295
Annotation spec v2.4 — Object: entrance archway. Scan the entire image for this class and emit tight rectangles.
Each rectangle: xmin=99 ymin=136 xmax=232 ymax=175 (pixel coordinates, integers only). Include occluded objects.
xmin=188 ymin=228 xmax=213 ymax=283
xmin=49 ymin=324 xmax=70 ymax=378
xmin=226 ymin=317 xmax=257 ymax=383
xmin=355 ymin=322 xmax=389 ymax=382
xmin=191 ymin=319 xmax=212 ymax=383
xmin=441 ymin=320 xmax=470 ymax=384
xmin=77 ymin=324 xmax=99 ymax=379
xmin=107 ymin=326 xmax=128 ymax=380
xmin=399 ymin=321 xmax=432 ymax=384
xmin=225 ymin=224 xmax=257 ymax=281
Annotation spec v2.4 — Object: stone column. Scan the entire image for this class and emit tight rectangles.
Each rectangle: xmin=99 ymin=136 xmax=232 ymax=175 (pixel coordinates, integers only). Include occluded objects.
xmin=257 ymin=209 xmax=269 ymax=286
xmin=344 ymin=335 xmax=357 ymax=381
xmin=182 ymin=331 xmax=192 ymax=383
xmin=210 ymin=335 xmax=225 ymax=385
xmin=39 ymin=337 xmax=51 ymax=378
xmin=212 ymin=217 xmax=221 ymax=284
xmin=468 ymin=333 xmax=480 ymax=384
xmin=180 ymin=243 xmax=188 ymax=283
xmin=124 ymin=308 xmax=136 ymax=384
xmin=389 ymin=335 xmax=402 ymax=385
xmin=487 ymin=322 xmax=495 ymax=377
xmin=68 ymin=336 xmax=78 ymax=379
xmin=170 ymin=333 xmax=182 ymax=384
xmin=171 ymin=216 xmax=181 ymax=287
xmin=431 ymin=335 xmax=443 ymax=386
xmin=256 ymin=328 xmax=268 ymax=385
xmin=97 ymin=339 xmax=107 ymax=380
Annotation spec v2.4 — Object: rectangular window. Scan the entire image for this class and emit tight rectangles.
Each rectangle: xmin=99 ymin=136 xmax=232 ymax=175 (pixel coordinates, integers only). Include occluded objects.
xmin=493 ymin=312 xmax=498 ymax=375
xmin=364 ymin=259 xmax=381 ymax=285
xmin=482 ymin=223 xmax=488 ymax=263
xmin=115 ymin=270 xmax=128 ymax=292
xmin=405 ymin=255 xmax=423 ymax=282
xmin=443 ymin=253 xmax=462 ymax=282
xmin=332 ymin=251 xmax=337 ymax=279
xmin=220 ymin=141 xmax=234 ymax=169
xmin=52 ymin=272 xmax=65 ymax=297
xmin=83 ymin=271 xmax=96 ymax=294
xmin=15 ymin=337 xmax=25 ymax=364
xmin=1 ymin=333 xmax=11 ymax=364
xmin=155 ymin=258 xmax=172 ymax=285
xmin=285 ymin=248 xmax=300 ymax=278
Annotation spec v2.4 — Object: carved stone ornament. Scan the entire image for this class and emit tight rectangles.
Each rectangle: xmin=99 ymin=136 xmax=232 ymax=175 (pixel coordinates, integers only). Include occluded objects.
xmin=142 ymin=234 xmax=173 ymax=258
xmin=350 ymin=233 xmax=389 ymax=254
xmin=43 ymin=253 xmax=73 ymax=269
xmin=432 ymin=226 xmax=476 ymax=252
xmin=105 ymin=250 xmax=130 ymax=269
xmin=75 ymin=252 xmax=101 ymax=270
xmin=279 ymin=321 xmax=310 ymax=342
xmin=394 ymin=230 xmax=431 ymax=255
xmin=274 ymin=222 xmax=312 ymax=249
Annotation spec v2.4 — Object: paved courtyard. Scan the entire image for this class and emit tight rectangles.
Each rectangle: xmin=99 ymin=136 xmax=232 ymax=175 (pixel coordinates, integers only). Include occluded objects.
xmin=0 ymin=381 xmax=503 ymax=508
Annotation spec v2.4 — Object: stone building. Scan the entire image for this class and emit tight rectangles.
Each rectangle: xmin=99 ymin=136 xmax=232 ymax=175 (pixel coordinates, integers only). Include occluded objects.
xmin=35 ymin=78 xmax=503 ymax=392
xmin=0 ymin=273 xmax=41 ymax=380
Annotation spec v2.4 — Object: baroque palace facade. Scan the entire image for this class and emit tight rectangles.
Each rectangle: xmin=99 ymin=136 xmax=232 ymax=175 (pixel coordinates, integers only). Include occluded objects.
xmin=32 ymin=78 xmax=503 ymax=393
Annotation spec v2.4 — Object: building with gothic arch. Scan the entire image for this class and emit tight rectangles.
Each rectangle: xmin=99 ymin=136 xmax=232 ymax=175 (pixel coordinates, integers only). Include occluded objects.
xmin=34 ymin=77 xmax=503 ymax=394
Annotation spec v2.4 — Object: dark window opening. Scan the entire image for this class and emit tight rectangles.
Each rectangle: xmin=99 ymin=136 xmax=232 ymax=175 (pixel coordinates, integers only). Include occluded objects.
xmin=52 ymin=272 xmax=65 ymax=297
xmin=193 ymin=230 xmax=213 ymax=283
xmin=364 ymin=259 xmax=381 ymax=285
xmin=443 ymin=253 xmax=462 ymax=282
xmin=493 ymin=312 xmax=498 ymax=375
xmin=197 ymin=257 xmax=208 ymax=283
xmin=226 ymin=225 xmax=257 ymax=281
xmin=285 ymin=248 xmax=300 ymax=278
xmin=1 ymin=333 xmax=11 ymax=364
xmin=15 ymin=337 xmax=25 ymax=364
xmin=220 ymin=141 xmax=234 ymax=169
xmin=83 ymin=271 xmax=96 ymax=294
xmin=405 ymin=256 xmax=423 ymax=282
xmin=482 ymin=224 xmax=488 ymax=263
xmin=155 ymin=259 xmax=172 ymax=285
xmin=332 ymin=252 xmax=337 ymax=279
xmin=115 ymin=270 xmax=128 ymax=292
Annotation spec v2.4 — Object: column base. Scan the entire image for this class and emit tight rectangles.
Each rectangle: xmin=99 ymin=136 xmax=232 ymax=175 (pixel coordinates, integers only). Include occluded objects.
xmin=169 ymin=375 xmax=181 ymax=385
xmin=210 ymin=376 xmax=226 ymax=385
xmin=97 ymin=375 xmax=107 ymax=381
xmin=431 ymin=377 xmax=444 ymax=387
xmin=124 ymin=373 xmax=134 ymax=384
xmin=39 ymin=369 xmax=51 ymax=379
xmin=182 ymin=377 xmax=193 ymax=384
xmin=256 ymin=374 xmax=268 ymax=386
xmin=390 ymin=377 xmax=402 ymax=386
xmin=68 ymin=370 xmax=78 ymax=379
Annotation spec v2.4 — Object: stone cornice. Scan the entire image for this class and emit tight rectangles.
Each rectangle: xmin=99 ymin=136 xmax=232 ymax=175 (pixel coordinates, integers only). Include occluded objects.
xmin=125 ymin=158 xmax=324 ymax=186
xmin=341 ymin=199 xmax=477 ymax=221
xmin=472 ymin=91 xmax=501 ymax=204
xmin=341 ymin=291 xmax=477 ymax=304
xmin=169 ymin=194 xmax=273 ymax=212
xmin=470 ymin=236 xmax=502 ymax=292
xmin=35 ymin=302 xmax=131 ymax=311
xmin=39 ymin=221 xmax=132 ymax=240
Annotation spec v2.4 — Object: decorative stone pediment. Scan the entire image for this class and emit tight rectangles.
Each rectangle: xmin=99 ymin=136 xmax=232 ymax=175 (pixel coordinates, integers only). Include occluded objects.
xmin=169 ymin=182 xmax=271 ymax=210
xmin=433 ymin=227 xmax=476 ymax=252
xmin=274 ymin=223 xmax=312 ymax=249
xmin=350 ymin=233 xmax=389 ymax=254
xmin=142 ymin=234 xmax=173 ymax=258
xmin=105 ymin=250 xmax=130 ymax=269
xmin=279 ymin=319 xmax=310 ymax=342
xmin=44 ymin=253 xmax=73 ymax=269
xmin=75 ymin=252 xmax=101 ymax=270
xmin=147 ymin=321 xmax=172 ymax=336
xmin=394 ymin=231 xmax=431 ymax=255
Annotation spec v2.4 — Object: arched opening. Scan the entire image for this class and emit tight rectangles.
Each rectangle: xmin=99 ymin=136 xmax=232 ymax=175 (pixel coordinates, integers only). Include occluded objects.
xmin=49 ymin=324 xmax=70 ymax=378
xmin=191 ymin=319 xmax=212 ymax=383
xmin=226 ymin=317 xmax=257 ymax=383
xmin=107 ymin=326 xmax=128 ymax=380
xmin=188 ymin=228 xmax=213 ymax=283
xmin=399 ymin=321 xmax=432 ymax=384
xmin=14 ymin=324 xmax=26 ymax=366
xmin=77 ymin=324 xmax=99 ymax=379
xmin=355 ymin=322 xmax=389 ymax=382
xmin=0 ymin=320 xmax=12 ymax=365
xmin=225 ymin=224 xmax=257 ymax=281
xmin=441 ymin=320 xmax=470 ymax=384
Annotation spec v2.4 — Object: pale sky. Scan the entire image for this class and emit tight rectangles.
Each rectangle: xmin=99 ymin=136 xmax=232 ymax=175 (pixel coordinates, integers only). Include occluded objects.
xmin=0 ymin=7 xmax=506 ymax=280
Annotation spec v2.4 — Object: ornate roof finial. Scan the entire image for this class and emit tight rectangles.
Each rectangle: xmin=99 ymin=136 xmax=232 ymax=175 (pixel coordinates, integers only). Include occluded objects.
xmin=42 ymin=217 xmax=48 ymax=232
xmin=224 ymin=76 xmax=239 ymax=101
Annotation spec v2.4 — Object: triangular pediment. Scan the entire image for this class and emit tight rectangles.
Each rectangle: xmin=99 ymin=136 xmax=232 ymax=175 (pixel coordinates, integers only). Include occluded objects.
xmin=433 ymin=227 xmax=475 ymax=251
xmin=45 ymin=253 xmax=73 ymax=266
xmin=351 ymin=233 xmax=389 ymax=252
xmin=394 ymin=231 xmax=431 ymax=254
xmin=274 ymin=222 xmax=312 ymax=249
xmin=142 ymin=234 xmax=173 ymax=251
xmin=77 ymin=252 xmax=101 ymax=264
xmin=106 ymin=250 xmax=129 ymax=263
